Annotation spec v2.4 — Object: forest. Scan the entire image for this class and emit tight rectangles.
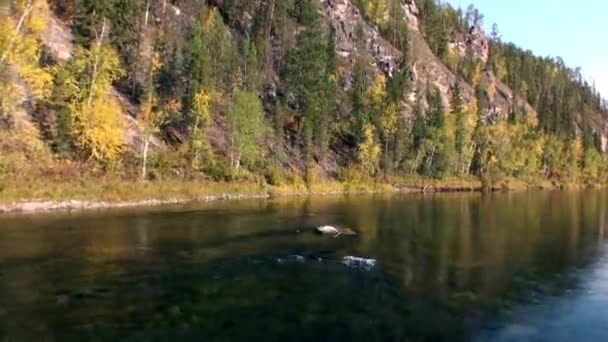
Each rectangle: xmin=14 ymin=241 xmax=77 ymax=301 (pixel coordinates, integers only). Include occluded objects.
xmin=1 ymin=0 xmax=608 ymax=203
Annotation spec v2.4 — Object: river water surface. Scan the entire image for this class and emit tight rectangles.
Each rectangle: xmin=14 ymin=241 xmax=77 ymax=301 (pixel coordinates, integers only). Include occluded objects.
xmin=1 ymin=191 xmax=608 ymax=341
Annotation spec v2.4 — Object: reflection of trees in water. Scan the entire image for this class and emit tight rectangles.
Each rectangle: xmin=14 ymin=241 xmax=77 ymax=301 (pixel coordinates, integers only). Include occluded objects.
xmin=1 ymin=191 xmax=607 ymax=339
xmin=357 ymin=192 xmax=607 ymax=309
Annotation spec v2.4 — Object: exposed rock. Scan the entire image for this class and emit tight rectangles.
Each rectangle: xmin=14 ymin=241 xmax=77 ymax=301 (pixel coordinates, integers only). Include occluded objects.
xmin=409 ymin=30 xmax=474 ymax=108
xmin=321 ymin=0 xmax=402 ymax=84
xmin=403 ymin=0 xmax=420 ymax=31
xmin=40 ymin=15 xmax=73 ymax=62
xmin=449 ymin=25 xmax=489 ymax=64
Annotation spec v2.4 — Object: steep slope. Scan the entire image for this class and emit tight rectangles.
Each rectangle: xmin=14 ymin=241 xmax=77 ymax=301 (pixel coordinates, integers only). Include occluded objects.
xmin=28 ymin=0 xmax=608 ymax=153
xmin=3 ymin=0 xmax=608 ymax=188
xmin=321 ymin=0 xmax=537 ymax=125
xmin=34 ymin=9 xmax=164 ymax=151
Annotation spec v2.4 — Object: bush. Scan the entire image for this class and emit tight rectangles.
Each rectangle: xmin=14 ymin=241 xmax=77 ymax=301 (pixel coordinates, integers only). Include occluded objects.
xmin=264 ymin=164 xmax=285 ymax=186
xmin=149 ymin=151 xmax=181 ymax=180
xmin=340 ymin=165 xmax=364 ymax=184
xmin=204 ymin=160 xmax=234 ymax=182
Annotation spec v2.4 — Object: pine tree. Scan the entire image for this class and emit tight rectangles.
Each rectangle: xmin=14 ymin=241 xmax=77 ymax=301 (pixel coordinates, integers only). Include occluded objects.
xmin=284 ymin=0 xmax=334 ymax=166
xmin=351 ymin=22 xmax=372 ymax=142
xmin=452 ymin=79 xmax=467 ymax=172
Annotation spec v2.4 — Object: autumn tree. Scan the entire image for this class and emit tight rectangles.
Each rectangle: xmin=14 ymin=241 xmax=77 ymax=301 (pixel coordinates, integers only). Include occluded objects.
xmin=0 ymin=0 xmax=54 ymax=123
xmin=189 ymin=89 xmax=216 ymax=170
xmin=54 ymin=19 xmax=126 ymax=164
xmin=358 ymin=123 xmax=381 ymax=177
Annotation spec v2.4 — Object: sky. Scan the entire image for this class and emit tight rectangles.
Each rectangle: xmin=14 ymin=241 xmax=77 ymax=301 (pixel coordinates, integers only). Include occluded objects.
xmin=445 ymin=0 xmax=608 ymax=99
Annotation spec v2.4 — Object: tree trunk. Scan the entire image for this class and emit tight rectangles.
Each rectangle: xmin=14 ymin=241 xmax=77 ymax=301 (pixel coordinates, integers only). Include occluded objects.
xmin=426 ymin=146 xmax=436 ymax=170
xmin=264 ymin=0 xmax=276 ymax=71
xmin=144 ymin=1 xmax=150 ymax=27
xmin=411 ymin=149 xmax=422 ymax=174
xmin=142 ymin=137 xmax=151 ymax=180
xmin=230 ymin=121 xmax=236 ymax=171
xmin=464 ymin=142 xmax=476 ymax=176
xmin=87 ymin=18 xmax=107 ymax=108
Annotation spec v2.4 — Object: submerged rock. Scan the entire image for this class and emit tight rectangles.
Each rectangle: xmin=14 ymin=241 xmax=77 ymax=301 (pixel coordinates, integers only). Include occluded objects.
xmin=315 ymin=226 xmax=357 ymax=237
xmin=341 ymin=256 xmax=376 ymax=270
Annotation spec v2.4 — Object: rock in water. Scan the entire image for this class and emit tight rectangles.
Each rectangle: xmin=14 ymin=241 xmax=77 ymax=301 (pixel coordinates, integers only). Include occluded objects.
xmin=315 ymin=225 xmax=340 ymax=235
xmin=315 ymin=226 xmax=357 ymax=236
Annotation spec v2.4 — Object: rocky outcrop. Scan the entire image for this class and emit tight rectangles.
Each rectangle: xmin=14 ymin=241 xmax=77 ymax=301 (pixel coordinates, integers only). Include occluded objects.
xmin=321 ymin=0 xmax=402 ymax=85
xmin=403 ymin=0 xmax=420 ymax=31
xmin=449 ymin=25 xmax=489 ymax=64
xmin=41 ymin=15 xmax=73 ymax=62
xmin=409 ymin=29 xmax=474 ymax=107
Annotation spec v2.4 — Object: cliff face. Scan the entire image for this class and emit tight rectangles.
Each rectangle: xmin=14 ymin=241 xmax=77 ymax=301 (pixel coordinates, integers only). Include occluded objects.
xmin=321 ymin=0 xmax=401 ymax=84
xmin=320 ymin=0 xmax=537 ymax=125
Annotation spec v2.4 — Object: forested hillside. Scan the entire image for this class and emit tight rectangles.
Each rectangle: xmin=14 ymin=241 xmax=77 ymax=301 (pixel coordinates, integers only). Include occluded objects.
xmin=1 ymin=0 xmax=608 ymax=202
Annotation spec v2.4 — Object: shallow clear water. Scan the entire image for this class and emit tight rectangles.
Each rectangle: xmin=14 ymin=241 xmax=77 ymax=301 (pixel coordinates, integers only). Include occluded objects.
xmin=1 ymin=191 xmax=608 ymax=341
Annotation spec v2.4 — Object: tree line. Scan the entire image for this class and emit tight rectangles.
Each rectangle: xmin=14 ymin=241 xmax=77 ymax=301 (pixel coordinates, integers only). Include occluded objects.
xmin=1 ymin=0 xmax=607 ymax=187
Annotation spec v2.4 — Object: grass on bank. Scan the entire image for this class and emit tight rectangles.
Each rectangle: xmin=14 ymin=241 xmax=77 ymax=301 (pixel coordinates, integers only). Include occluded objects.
xmin=0 ymin=150 xmax=593 ymax=205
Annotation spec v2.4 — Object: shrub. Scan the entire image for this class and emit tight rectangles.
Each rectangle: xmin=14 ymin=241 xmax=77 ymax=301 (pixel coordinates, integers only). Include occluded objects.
xmin=264 ymin=164 xmax=285 ymax=186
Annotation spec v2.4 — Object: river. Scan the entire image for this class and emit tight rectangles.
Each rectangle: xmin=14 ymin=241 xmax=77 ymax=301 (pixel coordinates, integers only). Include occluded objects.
xmin=1 ymin=191 xmax=607 ymax=341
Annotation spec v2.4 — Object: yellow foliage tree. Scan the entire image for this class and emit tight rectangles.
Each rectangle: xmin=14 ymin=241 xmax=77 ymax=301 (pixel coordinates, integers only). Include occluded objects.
xmin=71 ymin=98 xmax=126 ymax=163
xmin=365 ymin=74 xmax=387 ymax=110
xmin=190 ymin=89 xmax=218 ymax=169
xmin=379 ymin=102 xmax=399 ymax=151
xmin=0 ymin=82 xmax=19 ymax=120
xmin=55 ymin=22 xmax=126 ymax=164
xmin=358 ymin=123 xmax=381 ymax=176
xmin=444 ymin=48 xmax=460 ymax=71
xmin=366 ymin=0 xmax=388 ymax=26
xmin=0 ymin=0 xmax=54 ymax=121
xmin=486 ymin=121 xmax=544 ymax=178
xmin=457 ymin=104 xmax=479 ymax=176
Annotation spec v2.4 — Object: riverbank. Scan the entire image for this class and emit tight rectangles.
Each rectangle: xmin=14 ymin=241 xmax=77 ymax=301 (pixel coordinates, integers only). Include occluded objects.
xmin=0 ymin=175 xmax=578 ymax=215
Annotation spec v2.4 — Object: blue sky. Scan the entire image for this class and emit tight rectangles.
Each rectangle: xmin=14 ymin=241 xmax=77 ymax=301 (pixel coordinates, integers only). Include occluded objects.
xmin=445 ymin=0 xmax=608 ymax=99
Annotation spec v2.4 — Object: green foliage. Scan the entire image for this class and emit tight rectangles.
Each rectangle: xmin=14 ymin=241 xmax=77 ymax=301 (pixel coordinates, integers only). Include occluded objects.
xmin=53 ymin=43 xmax=126 ymax=164
xmin=418 ymin=0 xmax=458 ymax=60
xmin=227 ymin=90 xmax=268 ymax=170
xmin=189 ymin=89 xmax=217 ymax=170
xmin=72 ymin=0 xmax=146 ymax=96
xmin=283 ymin=0 xmax=336 ymax=164
xmin=3 ymin=0 xmax=608 ymax=192
xmin=184 ymin=5 xmax=237 ymax=112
